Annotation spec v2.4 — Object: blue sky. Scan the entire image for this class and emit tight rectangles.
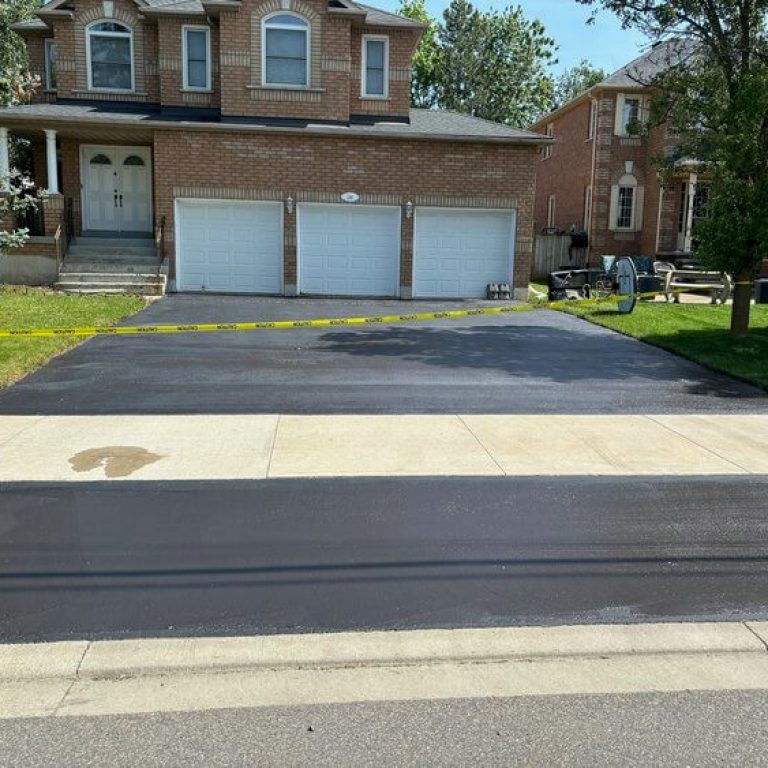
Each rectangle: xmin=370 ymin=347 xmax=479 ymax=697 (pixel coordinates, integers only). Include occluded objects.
xmin=376 ymin=0 xmax=650 ymax=76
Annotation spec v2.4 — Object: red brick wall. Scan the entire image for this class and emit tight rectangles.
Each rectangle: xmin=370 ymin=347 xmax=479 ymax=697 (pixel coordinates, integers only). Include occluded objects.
xmin=153 ymin=128 xmax=538 ymax=295
xmin=349 ymin=26 xmax=418 ymax=118
xmin=157 ymin=17 xmax=221 ymax=110
xmin=533 ymin=98 xmax=593 ymax=235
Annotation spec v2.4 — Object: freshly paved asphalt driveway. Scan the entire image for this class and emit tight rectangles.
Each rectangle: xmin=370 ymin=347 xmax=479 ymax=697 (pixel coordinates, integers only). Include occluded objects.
xmin=1 ymin=295 xmax=766 ymax=415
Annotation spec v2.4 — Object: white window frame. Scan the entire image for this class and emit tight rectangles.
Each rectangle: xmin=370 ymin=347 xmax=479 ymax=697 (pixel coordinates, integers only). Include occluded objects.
xmin=587 ymin=99 xmax=597 ymax=140
xmin=182 ymin=24 xmax=212 ymax=91
xmin=614 ymin=93 xmax=646 ymax=136
xmin=583 ymin=184 xmax=592 ymax=232
xmin=361 ymin=34 xmax=389 ymax=99
xmin=610 ymin=173 xmax=644 ymax=231
xmin=547 ymin=194 xmax=556 ymax=229
xmin=261 ymin=11 xmax=310 ymax=90
xmin=85 ymin=20 xmax=135 ymax=93
xmin=44 ymin=39 xmax=57 ymax=91
xmin=543 ymin=123 xmax=553 ymax=159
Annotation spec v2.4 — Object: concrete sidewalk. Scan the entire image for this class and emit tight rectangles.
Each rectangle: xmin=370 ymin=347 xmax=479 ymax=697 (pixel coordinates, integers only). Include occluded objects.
xmin=1 ymin=413 xmax=767 ymax=481
xmin=3 ymin=622 xmax=768 ymax=720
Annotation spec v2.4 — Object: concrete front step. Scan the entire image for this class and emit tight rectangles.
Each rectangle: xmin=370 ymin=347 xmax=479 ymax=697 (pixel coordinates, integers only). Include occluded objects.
xmin=59 ymin=272 xmax=163 ymax=283
xmin=73 ymin=236 xmax=154 ymax=248
xmin=55 ymin=273 xmax=167 ymax=296
xmin=67 ymin=246 xmax=157 ymax=258
xmin=62 ymin=260 xmax=159 ymax=274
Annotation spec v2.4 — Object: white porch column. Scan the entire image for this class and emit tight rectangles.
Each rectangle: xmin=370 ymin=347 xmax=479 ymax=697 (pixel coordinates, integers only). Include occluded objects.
xmin=0 ymin=128 xmax=9 ymax=192
xmin=44 ymin=129 xmax=59 ymax=194
xmin=683 ymin=172 xmax=697 ymax=253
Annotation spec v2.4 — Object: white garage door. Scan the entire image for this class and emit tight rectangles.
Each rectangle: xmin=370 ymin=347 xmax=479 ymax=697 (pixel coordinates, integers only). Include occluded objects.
xmin=298 ymin=204 xmax=400 ymax=297
xmin=176 ymin=199 xmax=282 ymax=293
xmin=413 ymin=208 xmax=516 ymax=298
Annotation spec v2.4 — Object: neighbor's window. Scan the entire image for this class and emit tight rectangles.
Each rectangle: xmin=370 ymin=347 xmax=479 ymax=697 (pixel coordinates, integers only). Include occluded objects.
xmin=44 ymin=40 xmax=57 ymax=90
xmin=87 ymin=21 xmax=133 ymax=91
xmin=587 ymin=99 xmax=597 ymax=139
xmin=183 ymin=26 xmax=211 ymax=90
xmin=610 ymin=173 xmax=643 ymax=231
xmin=615 ymin=94 xmax=642 ymax=134
xmin=547 ymin=194 xmax=556 ymax=229
xmin=583 ymin=185 xmax=592 ymax=231
xmin=362 ymin=36 xmax=388 ymax=98
xmin=617 ymin=186 xmax=634 ymax=228
xmin=263 ymin=13 xmax=309 ymax=87
xmin=543 ymin=123 xmax=553 ymax=159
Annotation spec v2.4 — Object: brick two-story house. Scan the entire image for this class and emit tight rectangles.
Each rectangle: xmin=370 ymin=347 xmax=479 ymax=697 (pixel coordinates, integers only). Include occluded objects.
xmin=1 ymin=0 xmax=547 ymax=299
xmin=531 ymin=41 xmax=707 ymax=267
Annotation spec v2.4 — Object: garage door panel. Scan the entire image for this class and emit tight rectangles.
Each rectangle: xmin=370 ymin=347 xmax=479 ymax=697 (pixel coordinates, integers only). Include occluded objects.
xmin=177 ymin=200 xmax=282 ymax=294
xmin=298 ymin=204 xmax=399 ymax=297
xmin=413 ymin=209 xmax=515 ymax=298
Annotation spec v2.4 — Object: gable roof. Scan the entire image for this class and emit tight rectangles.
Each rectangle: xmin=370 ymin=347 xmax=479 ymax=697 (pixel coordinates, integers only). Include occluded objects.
xmin=32 ymin=0 xmax=423 ymax=26
xmin=530 ymin=37 xmax=695 ymax=131
xmin=598 ymin=37 xmax=695 ymax=89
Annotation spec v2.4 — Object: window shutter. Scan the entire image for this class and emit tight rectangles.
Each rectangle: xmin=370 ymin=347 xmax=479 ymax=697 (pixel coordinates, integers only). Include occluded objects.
xmin=609 ymin=185 xmax=619 ymax=230
xmin=634 ymin=186 xmax=645 ymax=231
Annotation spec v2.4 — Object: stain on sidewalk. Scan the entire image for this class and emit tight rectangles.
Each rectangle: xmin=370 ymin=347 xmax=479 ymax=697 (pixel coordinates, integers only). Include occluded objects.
xmin=69 ymin=446 xmax=163 ymax=478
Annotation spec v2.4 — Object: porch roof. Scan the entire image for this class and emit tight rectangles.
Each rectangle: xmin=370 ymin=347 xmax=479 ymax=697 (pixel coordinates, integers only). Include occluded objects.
xmin=0 ymin=103 xmax=549 ymax=145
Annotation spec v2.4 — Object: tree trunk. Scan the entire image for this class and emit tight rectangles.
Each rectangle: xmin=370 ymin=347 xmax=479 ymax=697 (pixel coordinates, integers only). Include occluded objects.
xmin=730 ymin=270 xmax=753 ymax=337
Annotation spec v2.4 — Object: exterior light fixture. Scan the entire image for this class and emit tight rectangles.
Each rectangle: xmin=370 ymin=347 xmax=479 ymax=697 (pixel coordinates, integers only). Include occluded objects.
xmin=405 ymin=201 xmax=413 ymax=219
xmin=286 ymin=196 xmax=294 ymax=214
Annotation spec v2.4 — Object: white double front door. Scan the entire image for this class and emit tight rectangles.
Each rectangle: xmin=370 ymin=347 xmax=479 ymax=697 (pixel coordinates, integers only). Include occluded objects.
xmin=81 ymin=145 xmax=152 ymax=233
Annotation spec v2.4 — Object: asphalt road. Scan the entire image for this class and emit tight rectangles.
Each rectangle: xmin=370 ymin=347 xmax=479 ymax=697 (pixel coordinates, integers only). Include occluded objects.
xmin=1 ymin=296 xmax=766 ymax=415
xmin=4 ymin=690 xmax=768 ymax=767
xmin=3 ymin=475 xmax=768 ymax=642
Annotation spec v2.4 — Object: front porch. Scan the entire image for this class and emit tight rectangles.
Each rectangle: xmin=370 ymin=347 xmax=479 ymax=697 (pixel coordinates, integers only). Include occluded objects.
xmin=0 ymin=124 xmax=166 ymax=293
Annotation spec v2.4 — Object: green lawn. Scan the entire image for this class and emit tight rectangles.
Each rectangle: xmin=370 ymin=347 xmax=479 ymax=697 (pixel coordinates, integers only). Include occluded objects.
xmin=0 ymin=286 xmax=145 ymax=388
xmin=560 ymin=299 xmax=768 ymax=390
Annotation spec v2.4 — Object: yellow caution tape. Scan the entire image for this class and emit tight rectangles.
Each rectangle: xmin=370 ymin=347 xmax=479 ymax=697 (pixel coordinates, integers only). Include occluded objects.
xmin=0 ymin=288 xmax=694 ymax=338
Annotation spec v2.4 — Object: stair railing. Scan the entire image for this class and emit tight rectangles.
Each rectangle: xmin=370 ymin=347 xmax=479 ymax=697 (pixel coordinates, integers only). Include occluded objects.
xmin=156 ymin=215 xmax=166 ymax=277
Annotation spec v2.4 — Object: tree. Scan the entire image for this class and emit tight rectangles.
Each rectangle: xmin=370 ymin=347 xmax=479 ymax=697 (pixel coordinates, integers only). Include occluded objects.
xmin=554 ymin=59 xmax=606 ymax=107
xmin=0 ymin=0 xmax=43 ymax=254
xmin=398 ymin=0 xmax=439 ymax=108
xmin=576 ymin=0 xmax=768 ymax=337
xmin=0 ymin=172 xmax=44 ymax=255
xmin=435 ymin=1 xmax=557 ymax=126
xmin=398 ymin=0 xmax=557 ymax=125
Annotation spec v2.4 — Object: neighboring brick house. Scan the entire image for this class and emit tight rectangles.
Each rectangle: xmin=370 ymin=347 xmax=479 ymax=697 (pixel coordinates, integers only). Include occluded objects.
xmin=531 ymin=41 xmax=708 ymax=267
xmin=1 ymin=0 xmax=548 ymax=299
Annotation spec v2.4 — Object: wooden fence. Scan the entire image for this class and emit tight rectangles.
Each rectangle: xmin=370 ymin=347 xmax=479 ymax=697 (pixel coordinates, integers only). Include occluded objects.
xmin=533 ymin=235 xmax=587 ymax=280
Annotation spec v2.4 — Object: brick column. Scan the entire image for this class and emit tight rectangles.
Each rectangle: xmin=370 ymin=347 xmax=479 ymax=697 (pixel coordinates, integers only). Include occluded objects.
xmin=283 ymin=197 xmax=297 ymax=296
xmin=399 ymin=201 xmax=414 ymax=299
xmin=42 ymin=193 xmax=64 ymax=237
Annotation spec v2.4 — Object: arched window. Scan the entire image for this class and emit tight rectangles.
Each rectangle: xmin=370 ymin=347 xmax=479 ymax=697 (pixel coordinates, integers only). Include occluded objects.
xmin=262 ymin=13 xmax=309 ymax=88
xmin=610 ymin=173 xmax=644 ymax=231
xmin=87 ymin=21 xmax=133 ymax=92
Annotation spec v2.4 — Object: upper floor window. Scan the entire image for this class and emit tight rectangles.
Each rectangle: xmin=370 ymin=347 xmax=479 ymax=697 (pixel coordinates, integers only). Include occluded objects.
xmin=44 ymin=39 xmax=57 ymax=90
xmin=362 ymin=35 xmax=388 ymax=98
xmin=543 ymin=123 xmax=553 ymax=159
xmin=86 ymin=21 xmax=133 ymax=92
xmin=262 ymin=13 xmax=309 ymax=88
xmin=183 ymin=25 xmax=211 ymax=91
xmin=587 ymin=99 xmax=597 ymax=140
xmin=614 ymin=93 xmax=645 ymax=135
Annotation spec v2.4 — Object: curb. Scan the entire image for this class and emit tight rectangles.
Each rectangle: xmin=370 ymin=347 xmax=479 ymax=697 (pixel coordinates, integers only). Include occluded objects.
xmin=2 ymin=622 xmax=768 ymax=683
